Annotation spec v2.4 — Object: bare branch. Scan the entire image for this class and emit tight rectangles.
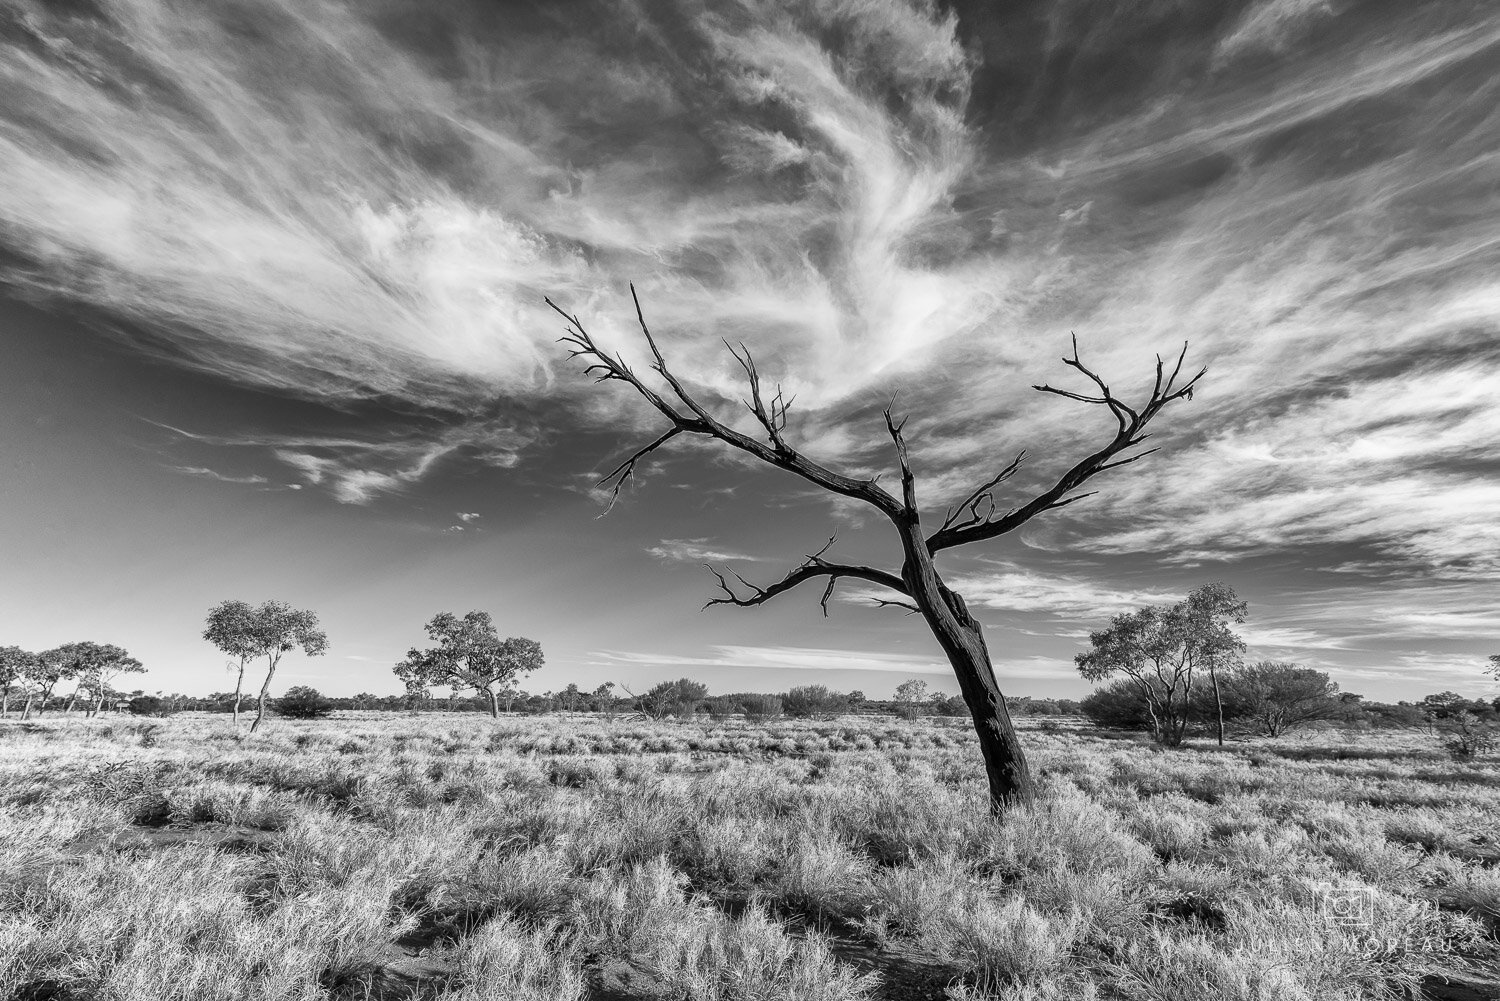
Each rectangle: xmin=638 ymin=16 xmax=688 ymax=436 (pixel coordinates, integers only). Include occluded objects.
xmin=883 ymin=397 xmax=918 ymax=517
xmin=702 ymin=538 xmax=909 ymax=616
xmin=938 ymin=449 xmax=1027 ymax=535
xmin=595 ymin=427 xmax=685 ymax=512
xmin=870 ymin=597 xmax=922 ymax=615
xmin=552 ymin=290 xmax=905 ymax=522
xmin=928 ymin=338 xmax=1204 ymax=554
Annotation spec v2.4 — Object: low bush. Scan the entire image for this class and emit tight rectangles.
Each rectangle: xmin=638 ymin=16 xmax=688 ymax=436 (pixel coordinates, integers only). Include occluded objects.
xmin=277 ymin=686 xmax=336 ymax=720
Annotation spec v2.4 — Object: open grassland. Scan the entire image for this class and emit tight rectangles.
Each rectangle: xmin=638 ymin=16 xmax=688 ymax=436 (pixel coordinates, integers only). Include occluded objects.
xmin=1 ymin=714 xmax=1497 ymax=1001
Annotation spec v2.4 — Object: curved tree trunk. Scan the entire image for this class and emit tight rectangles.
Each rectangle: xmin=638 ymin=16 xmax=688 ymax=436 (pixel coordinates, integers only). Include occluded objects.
xmin=898 ymin=524 xmax=1036 ymax=813
xmin=939 ymin=618 xmax=1037 ymax=812
xmin=487 ymin=689 xmax=500 ymax=718
xmin=249 ymin=654 xmax=280 ymax=733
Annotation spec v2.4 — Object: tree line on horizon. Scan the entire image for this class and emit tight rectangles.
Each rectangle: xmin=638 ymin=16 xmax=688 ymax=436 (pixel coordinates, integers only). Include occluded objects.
xmin=3 ymin=596 xmax=1495 ymax=757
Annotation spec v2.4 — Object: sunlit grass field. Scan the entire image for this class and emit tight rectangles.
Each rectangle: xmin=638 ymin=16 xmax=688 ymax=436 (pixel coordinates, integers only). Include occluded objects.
xmin=2 ymin=713 xmax=1497 ymax=1000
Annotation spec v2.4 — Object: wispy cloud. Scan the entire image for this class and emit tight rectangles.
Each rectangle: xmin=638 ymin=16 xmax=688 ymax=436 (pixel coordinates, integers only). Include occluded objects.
xmin=646 ymin=538 xmax=761 ymax=564
xmin=166 ymin=465 xmax=269 ymax=486
xmin=2 ymin=0 xmax=1497 ymax=684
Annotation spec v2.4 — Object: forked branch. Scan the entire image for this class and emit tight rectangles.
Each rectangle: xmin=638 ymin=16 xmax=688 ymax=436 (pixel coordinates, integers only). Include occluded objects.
xmin=703 ymin=537 xmax=910 ymax=617
xmin=546 ymin=287 xmax=904 ymax=521
xmin=925 ymin=337 xmax=1203 ymax=554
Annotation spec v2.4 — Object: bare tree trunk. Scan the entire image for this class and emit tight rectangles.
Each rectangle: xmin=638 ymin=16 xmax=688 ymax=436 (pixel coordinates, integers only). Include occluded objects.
xmin=64 ymin=692 xmax=77 ymax=715
xmin=22 ymin=694 xmax=34 ymax=720
xmin=940 ymin=621 xmax=1037 ymax=812
xmin=900 ymin=530 xmax=1035 ymax=814
xmin=488 ymin=689 xmax=500 ymax=718
xmin=249 ymin=654 xmax=280 ymax=734
xmin=1 ymin=691 xmax=8 ymax=717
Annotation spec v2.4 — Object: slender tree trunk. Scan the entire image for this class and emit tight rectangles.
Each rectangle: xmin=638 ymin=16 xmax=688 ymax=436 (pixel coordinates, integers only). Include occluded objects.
xmin=1209 ymin=666 xmax=1225 ymax=746
xmin=22 ymin=694 xmax=34 ymax=720
xmin=64 ymin=693 xmax=77 ymax=715
xmin=232 ymin=658 xmax=247 ymax=727
xmin=488 ymin=689 xmax=500 ymax=718
xmin=2 ymin=691 xmax=8 ymax=717
xmin=250 ymin=654 xmax=280 ymax=734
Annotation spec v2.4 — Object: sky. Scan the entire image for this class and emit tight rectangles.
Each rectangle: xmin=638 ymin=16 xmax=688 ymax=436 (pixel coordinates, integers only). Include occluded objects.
xmin=0 ymin=0 xmax=1496 ymax=702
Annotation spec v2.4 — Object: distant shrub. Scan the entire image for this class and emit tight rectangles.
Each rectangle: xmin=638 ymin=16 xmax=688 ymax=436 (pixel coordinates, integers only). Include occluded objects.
xmin=127 ymin=696 xmax=176 ymax=718
xmin=929 ymin=695 xmax=967 ymax=717
xmin=703 ymin=696 xmax=742 ymax=719
xmin=276 ymin=686 xmax=335 ymax=720
xmin=1080 ymin=680 xmax=1154 ymax=731
xmin=1441 ymin=712 xmax=1497 ymax=759
xmin=783 ymin=685 xmax=850 ymax=719
xmin=739 ymin=694 xmax=783 ymax=720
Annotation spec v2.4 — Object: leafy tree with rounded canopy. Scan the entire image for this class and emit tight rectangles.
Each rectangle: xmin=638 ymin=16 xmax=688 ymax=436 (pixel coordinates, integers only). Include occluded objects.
xmin=1177 ymin=582 xmax=1248 ymax=746
xmin=202 ymin=600 xmax=329 ymax=732
xmin=1076 ymin=583 xmax=1247 ymax=747
xmin=51 ymin=642 xmax=145 ymax=717
xmin=29 ymin=647 xmax=80 ymax=717
xmin=394 ymin=612 xmax=543 ymax=718
xmin=0 ymin=646 xmax=40 ymax=718
xmin=549 ymin=290 xmax=1203 ymax=813
xmin=1217 ymin=661 xmax=1339 ymax=737
xmin=203 ymin=600 xmax=262 ymax=725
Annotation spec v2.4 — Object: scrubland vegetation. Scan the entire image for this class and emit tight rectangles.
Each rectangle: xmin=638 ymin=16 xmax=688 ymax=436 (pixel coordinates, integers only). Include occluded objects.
xmin=3 ymin=713 xmax=1497 ymax=1001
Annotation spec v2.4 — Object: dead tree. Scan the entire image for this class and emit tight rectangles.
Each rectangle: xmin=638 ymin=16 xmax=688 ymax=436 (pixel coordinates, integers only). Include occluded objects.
xmin=548 ymin=287 xmax=1203 ymax=812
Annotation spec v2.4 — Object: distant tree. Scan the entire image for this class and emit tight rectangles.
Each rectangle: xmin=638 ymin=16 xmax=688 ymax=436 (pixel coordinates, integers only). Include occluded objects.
xmin=1217 ymin=662 xmax=1339 ymax=737
xmin=556 ymin=683 xmax=585 ymax=713
xmin=783 ymin=685 xmax=850 ymax=719
xmin=636 ymin=678 xmax=709 ymax=718
xmin=253 ymin=602 xmax=329 ymax=733
xmin=1077 ymin=607 xmax=1192 ymax=746
xmin=276 ymin=685 xmax=335 ymax=720
xmin=894 ymin=679 xmax=930 ymax=720
xmin=1421 ymin=691 xmax=1471 ymax=720
xmin=203 ymin=600 xmax=263 ymax=725
xmin=51 ymin=642 xmax=145 ymax=717
xmin=350 ymin=692 xmax=378 ymax=710
xmin=29 ymin=647 xmax=79 ymax=717
xmin=1488 ymin=654 xmax=1499 ymax=681
xmin=1076 ymin=585 xmax=1245 ymax=747
xmin=847 ymin=690 xmax=866 ymax=711
xmin=394 ymin=612 xmax=542 ymax=718
xmin=1178 ymin=583 xmax=1247 ymax=746
xmin=589 ymin=683 xmax=616 ymax=713
xmin=551 ymin=290 xmax=1204 ymax=812
xmin=0 ymin=646 xmax=38 ymax=718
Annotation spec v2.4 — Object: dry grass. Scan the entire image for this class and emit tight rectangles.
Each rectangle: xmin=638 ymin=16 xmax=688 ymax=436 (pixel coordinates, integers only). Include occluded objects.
xmin=0 ymin=713 xmax=1495 ymax=1000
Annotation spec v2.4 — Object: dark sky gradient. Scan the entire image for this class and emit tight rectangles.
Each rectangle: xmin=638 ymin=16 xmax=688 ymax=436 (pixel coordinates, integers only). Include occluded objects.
xmin=1 ymin=0 xmax=1496 ymax=700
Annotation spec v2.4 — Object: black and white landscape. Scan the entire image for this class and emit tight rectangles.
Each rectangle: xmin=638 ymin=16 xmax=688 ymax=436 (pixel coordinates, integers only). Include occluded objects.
xmin=0 ymin=1 xmax=1497 ymax=998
